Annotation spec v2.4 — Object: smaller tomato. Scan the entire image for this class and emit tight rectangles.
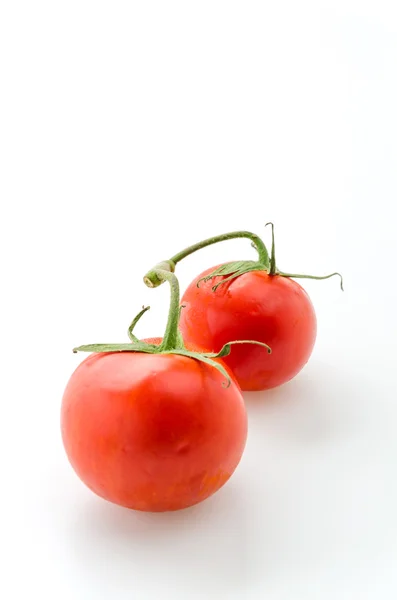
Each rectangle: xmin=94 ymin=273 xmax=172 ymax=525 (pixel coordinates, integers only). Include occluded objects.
xmin=180 ymin=267 xmax=316 ymax=391
xmin=144 ymin=223 xmax=342 ymax=392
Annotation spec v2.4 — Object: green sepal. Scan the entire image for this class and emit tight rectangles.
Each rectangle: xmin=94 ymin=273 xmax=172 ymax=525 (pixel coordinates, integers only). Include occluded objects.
xmin=197 ymin=260 xmax=266 ymax=291
xmin=72 ymin=343 xmax=232 ymax=385
xmin=73 ymin=341 xmax=158 ymax=354
xmin=169 ymin=339 xmax=272 ymax=387
xmin=73 ymin=336 xmax=272 ymax=388
xmin=166 ymin=349 xmax=233 ymax=388
xmin=211 ymin=339 xmax=272 ymax=358
xmin=278 ymin=270 xmax=344 ymax=291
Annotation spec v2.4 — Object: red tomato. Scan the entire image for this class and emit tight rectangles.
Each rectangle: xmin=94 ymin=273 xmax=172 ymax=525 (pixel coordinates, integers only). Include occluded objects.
xmin=179 ymin=267 xmax=317 ymax=391
xmin=61 ymin=339 xmax=247 ymax=512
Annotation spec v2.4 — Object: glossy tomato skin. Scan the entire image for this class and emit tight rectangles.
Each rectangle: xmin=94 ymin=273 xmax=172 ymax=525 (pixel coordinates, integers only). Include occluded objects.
xmin=61 ymin=339 xmax=247 ymax=512
xmin=179 ymin=266 xmax=317 ymax=391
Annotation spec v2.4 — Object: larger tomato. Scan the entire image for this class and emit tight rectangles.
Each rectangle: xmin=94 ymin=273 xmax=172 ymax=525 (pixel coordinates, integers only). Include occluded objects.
xmin=61 ymin=339 xmax=247 ymax=512
xmin=179 ymin=267 xmax=317 ymax=391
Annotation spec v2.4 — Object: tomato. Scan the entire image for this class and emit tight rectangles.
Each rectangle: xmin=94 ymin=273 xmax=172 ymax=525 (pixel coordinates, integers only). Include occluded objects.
xmin=179 ymin=266 xmax=317 ymax=391
xmin=61 ymin=338 xmax=247 ymax=512
xmin=144 ymin=226 xmax=341 ymax=392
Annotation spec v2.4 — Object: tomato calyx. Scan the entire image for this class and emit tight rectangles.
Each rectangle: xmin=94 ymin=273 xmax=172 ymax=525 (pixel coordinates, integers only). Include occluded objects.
xmin=196 ymin=260 xmax=267 ymax=291
xmin=143 ymin=224 xmax=343 ymax=292
xmin=264 ymin=222 xmax=344 ymax=290
xmin=73 ymin=269 xmax=271 ymax=387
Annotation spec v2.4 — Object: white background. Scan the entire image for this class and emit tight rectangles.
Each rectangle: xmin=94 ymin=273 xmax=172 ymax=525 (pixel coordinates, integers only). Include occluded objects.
xmin=1 ymin=1 xmax=396 ymax=599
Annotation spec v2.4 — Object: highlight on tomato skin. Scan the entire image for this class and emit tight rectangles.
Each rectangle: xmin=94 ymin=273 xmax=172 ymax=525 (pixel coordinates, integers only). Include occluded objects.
xmin=61 ymin=349 xmax=247 ymax=512
xmin=179 ymin=266 xmax=317 ymax=392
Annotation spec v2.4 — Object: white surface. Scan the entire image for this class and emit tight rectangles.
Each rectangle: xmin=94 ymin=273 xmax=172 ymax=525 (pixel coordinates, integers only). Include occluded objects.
xmin=1 ymin=1 xmax=397 ymax=599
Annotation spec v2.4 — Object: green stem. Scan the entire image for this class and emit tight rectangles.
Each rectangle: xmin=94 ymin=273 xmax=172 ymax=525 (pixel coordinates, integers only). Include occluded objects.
xmin=171 ymin=231 xmax=269 ymax=267
xmin=144 ymin=231 xmax=270 ymax=288
xmin=265 ymin=222 xmax=277 ymax=275
xmin=148 ymin=269 xmax=182 ymax=351
xmin=144 ymin=261 xmax=176 ymax=288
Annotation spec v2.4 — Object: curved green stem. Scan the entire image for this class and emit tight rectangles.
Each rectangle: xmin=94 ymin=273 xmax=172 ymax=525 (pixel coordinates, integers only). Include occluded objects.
xmin=147 ymin=269 xmax=182 ymax=351
xmin=143 ymin=226 xmax=343 ymax=294
xmin=143 ymin=260 xmax=176 ymax=288
xmin=128 ymin=306 xmax=151 ymax=342
xmin=171 ymin=231 xmax=269 ymax=266
xmin=265 ymin=222 xmax=277 ymax=275
xmin=279 ymin=270 xmax=344 ymax=291
xmin=144 ymin=231 xmax=270 ymax=288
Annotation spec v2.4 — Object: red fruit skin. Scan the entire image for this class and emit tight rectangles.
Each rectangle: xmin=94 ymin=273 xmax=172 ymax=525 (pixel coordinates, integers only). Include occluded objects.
xmin=61 ymin=340 xmax=247 ymax=512
xmin=179 ymin=266 xmax=317 ymax=391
